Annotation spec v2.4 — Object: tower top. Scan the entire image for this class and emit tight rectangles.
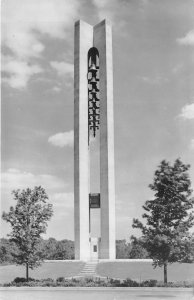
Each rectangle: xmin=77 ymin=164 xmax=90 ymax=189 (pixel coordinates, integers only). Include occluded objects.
xmin=75 ymin=19 xmax=112 ymax=28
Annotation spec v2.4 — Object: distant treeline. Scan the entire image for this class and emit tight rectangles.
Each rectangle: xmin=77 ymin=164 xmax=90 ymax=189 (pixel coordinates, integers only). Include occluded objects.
xmin=116 ymin=237 xmax=149 ymax=259
xmin=0 ymin=238 xmax=74 ymax=264
xmin=1 ymin=236 xmax=194 ymax=264
xmin=0 ymin=236 xmax=149 ymax=264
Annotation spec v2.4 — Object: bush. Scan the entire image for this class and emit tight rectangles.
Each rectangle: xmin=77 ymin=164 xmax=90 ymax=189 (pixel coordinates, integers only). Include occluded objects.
xmin=3 ymin=277 xmax=194 ymax=287
xmin=109 ymin=278 xmax=121 ymax=286
xmin=56 ymin=277 xmax=65 ymax=283
xmin=141 ymin=279 xmax=157 ymax=287
xmin=166 ymin=281 xmax=193 ymax=288
xmin=39 ymin=278 xmax=55 ymax=287
xmin=122 ymin=278 xmax=139 ymax=287
xmin=85 ymin=277 xmax=95 ymax=283
xmin=3 ymin=283 xmax=12 ymax=287
xmin=13 ymin=277 xmax=27 ymax=283
xmin=41 ymin=278 xmax=54 ymax=282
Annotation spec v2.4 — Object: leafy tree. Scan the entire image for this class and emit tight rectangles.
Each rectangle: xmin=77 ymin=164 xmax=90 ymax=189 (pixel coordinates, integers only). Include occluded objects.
xmin=2 ymin=186 xmax=53 ymax=280
xmin=133 ymin=159 xmax=194 ymax=284
xmin=0 ymin=238 xmax=75 ymax=264
xmin=180 ymin=234 xmax=194 ymax=263
xmin=0 ymin=238 xmax=19 ymax=264
xmin=42 ymin=237 xmax=58 ymax=259
xmin=116 ymin=240 xmax=130 ymax=259
xmin=129 ymin=236 xmax=149 ymax=259
xmin=59 ymin=239 xmax=74 ymax=259
xmin=41 ymin=238 xmax=75 ymax=260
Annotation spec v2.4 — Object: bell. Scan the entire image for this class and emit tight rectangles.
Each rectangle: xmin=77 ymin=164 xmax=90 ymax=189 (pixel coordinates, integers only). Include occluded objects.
xmin=91 ymin=89 xmax=97 ymax=94
xmin=90 ymin=81 xmax=99 ymax=90
xmin=90 ymin=77 xmax=96 ymax=83
xmin=89 ymin=63 xmax=97 ymax=71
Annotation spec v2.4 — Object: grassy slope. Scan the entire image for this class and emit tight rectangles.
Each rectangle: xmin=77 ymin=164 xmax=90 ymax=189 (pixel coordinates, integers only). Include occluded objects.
xmin=0 ymin=261 xmax=194 ymax=284
xmin=96 ymin=262 xmax=194 ymax=282
xmin=0 ymin=262 xmax=84 ymax=284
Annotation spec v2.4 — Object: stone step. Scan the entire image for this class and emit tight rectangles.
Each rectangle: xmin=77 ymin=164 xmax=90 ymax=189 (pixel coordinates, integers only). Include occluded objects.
xmin=80 ymin=271 xmax=96 ymax=274
xmin=81 ymin=269 xmax=95 ymax=272
xmin=81 ymin=268 xmax=96 ymax=270
xmin=78 ymin=261 xmax=98 ymax=277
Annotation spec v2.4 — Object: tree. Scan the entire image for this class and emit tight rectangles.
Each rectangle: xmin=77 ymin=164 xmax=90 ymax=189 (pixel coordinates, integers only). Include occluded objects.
xmin=129 ymin=236 xmax=149 ymax=259
xmin=2 ymin=186 xmax=53 ymax=281
xmin=42 ymin=237 xmax=58 ymax=260
xmin=59 ymin=240 xmax=75 ymax=259
xmin=116 ymin=240 xmax=130 ymax=259
xmin=41 ymin=238 xmax=75 ymax=260
xmin=0 ymin=238 xmax=18 ymax=264
xmin=133 ymin=159 xmax=194 ymax=285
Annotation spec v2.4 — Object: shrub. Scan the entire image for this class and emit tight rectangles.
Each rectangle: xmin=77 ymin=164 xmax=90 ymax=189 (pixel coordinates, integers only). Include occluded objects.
xmin=141 ymin=279 xmax=157 ymax=287
xmin=12 ymin=277 xmax=36 ymax=284
xmin=122 ymin=278 xmax=139 ymax=287
xmin=85 ymin=277 xmax=95 ymax=283
xmin=41 ymin=278 xmax=54 ymax=282
xmin=40 ymin=278 xmax=56 ymax=287
xmin=109 ymin=278 xmax=121 ymax=286
xmin=3 ymin=283 xmax=12 ymax=287
xmin=56 ymin=277 xmax=65 ymax=283
xmin=3 ymin=277 xmax=194 ymax=288
xmin=13 ymin=277 xmax=26 ymax=283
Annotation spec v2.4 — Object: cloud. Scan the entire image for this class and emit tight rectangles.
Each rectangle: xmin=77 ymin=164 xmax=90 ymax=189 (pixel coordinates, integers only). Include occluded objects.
xmin=1 ymin=168 xmax=65 ymax=193
xmin=180 ymin=103 xmax=194 ymax=120
xmin=140 ymin=76 xmax=168 ymax=85
xmin=92 ymin=0 xmax=138 ymax=30
xmin=2 ymin=55 xmax=42 ymax=89
xmin=1 ymin=168 xmax=72 ymax=224
xmin=190 ymin=139 xmax=194 ymax=150
xmin=92 ymin=0 xmax=119 ymax=23
xmin=2 ymin=0 xmax=80 ymax=57
xmin=50 ymin=61 xmax=74 ymax=78
xmin=2 ymin=0 xmax=80 ymax=88
xmin=177 ymin=30 xmax=194 ymax=46
xmin=52 ymin=86 xmax=62 ymax=93
xmin=52 ymin=192 xmax=73 ymax=209
xmin=141 ymin=0 xmax=149 ymax=5
xmin=50 ymin=193 xmax=74 ymax=218
xmin=48 ymin=130 xmax=73 ymax=147
xmin=172 ymin=63 xmax=183 ymax=74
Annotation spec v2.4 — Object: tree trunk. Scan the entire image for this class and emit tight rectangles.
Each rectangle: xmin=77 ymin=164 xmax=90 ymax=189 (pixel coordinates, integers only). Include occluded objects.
xmin=26 ymin=262 xmax=29 ymax=281
xmin=164 ymin=261 xmax=167 ymax=285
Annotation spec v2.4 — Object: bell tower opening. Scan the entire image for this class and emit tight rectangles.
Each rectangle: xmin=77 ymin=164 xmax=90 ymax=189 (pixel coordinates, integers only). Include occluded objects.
xmin=88 ymin=47 xmax=101 ymax=259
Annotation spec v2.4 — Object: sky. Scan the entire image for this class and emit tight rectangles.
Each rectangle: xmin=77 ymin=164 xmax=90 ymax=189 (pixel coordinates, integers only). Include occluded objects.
xmin=1 ymin=0 xmax=194 ymax=241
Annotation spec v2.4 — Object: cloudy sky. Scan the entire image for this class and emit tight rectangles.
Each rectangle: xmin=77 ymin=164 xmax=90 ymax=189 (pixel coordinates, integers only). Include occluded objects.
xmin=1 ymin=0 xmax=194 ymax=241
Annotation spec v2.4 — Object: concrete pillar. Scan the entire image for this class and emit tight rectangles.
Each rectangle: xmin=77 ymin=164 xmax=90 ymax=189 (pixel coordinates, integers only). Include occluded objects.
xmin=94 ymin=20 xmax=116 ymax=259
xmin=74 ymin=19 xmax=115 ymax=260
xmin=74 ymin=20 xmax=93 ymax=260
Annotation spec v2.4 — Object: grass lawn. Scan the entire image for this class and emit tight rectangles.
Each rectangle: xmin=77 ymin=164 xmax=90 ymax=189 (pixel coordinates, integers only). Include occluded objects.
xmin=97 ymin=262 xmax=194 ymax=282
xmin=0 ymin=262 xmax=84 ymax=284
xmin=0 ymin=261 xmax=193 ymax=284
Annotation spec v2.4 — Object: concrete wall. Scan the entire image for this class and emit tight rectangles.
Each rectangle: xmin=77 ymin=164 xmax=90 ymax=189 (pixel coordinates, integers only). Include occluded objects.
xmin=94 ymin=20 xmax=116 ymax=259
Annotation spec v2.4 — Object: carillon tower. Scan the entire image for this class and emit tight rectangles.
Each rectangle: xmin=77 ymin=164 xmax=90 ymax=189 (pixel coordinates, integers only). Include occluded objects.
xmin=74 ymin=20 xmax=115 ymax=260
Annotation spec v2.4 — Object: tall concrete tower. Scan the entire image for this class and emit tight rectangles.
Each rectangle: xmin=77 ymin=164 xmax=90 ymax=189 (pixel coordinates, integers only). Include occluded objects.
xmin=74 ymin=20 xmax=115 ymax=261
